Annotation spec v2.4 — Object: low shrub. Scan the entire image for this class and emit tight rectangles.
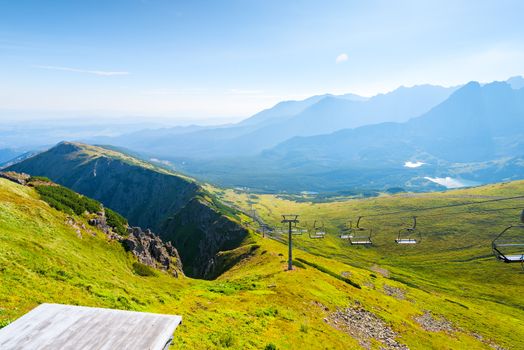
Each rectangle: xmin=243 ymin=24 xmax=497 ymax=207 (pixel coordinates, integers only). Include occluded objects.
xmin=132 ymin=262 xmax=157 ymax=277
xmin=28 ymin=176 xmax=52 ymax=183
xmin=35 ymin=185 xmax=101 ymax=215
xmin=105 ymin=208 xmax=128 ymax=236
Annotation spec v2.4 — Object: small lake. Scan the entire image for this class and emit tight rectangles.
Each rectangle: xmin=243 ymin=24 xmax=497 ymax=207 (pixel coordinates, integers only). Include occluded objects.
xmin=404 ymin=161 xmax=425 ymax=168
xmin=424 ymin=176 xmax=480 ymax=189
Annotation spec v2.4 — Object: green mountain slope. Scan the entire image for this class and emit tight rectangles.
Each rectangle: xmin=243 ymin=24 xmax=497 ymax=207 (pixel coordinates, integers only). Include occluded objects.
xmin=215 ymin=180 xmax=524 ymax=296
xmin=6 ymin=142 xmax=249 ymax=278
xmin=1 ymin=177 xmax=523 ymax=349
xmin=213 ymin=181 xmax=524 ymax=347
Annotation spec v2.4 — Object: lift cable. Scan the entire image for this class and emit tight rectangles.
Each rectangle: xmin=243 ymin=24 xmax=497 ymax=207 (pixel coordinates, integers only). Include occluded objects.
xmin=358 ymin=195 xmax=524 ymax=219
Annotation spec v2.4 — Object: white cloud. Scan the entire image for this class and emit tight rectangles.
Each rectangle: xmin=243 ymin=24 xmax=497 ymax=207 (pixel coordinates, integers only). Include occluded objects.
xmin=35 ymin=65 xmax=129 ymax=76
xmin=335 ymin=53 xmax=348 ymax=63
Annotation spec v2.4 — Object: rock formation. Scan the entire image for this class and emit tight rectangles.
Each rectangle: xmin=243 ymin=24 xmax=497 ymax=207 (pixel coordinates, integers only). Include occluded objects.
xmin=87 ymin=213 xmax=184 ymax=277
xmin=121 ymin=227 xmax=183 ymax=277
xmin=0 ymin=171 xmax=30 ymax=185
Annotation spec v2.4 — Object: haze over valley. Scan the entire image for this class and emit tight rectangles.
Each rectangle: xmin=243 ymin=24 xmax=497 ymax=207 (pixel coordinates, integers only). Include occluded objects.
xmin=3 ymin=76 xmax=524 ymax=194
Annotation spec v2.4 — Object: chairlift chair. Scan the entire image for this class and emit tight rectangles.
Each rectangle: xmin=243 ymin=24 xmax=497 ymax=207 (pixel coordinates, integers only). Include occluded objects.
xmin=309 ymin=220 xmax=326 ymax=239
xmin=294 ymin=226 xmax=308 ymax=235
xmin=340 ymin=221 xmax=353 ymax=240
xmin=395 ymin=216 xmax=420 ymax=244
xmin=492 ymin=210 xmax=524 ymax=266
xmin=273 ymin=225 xmax=286 ymax=236
xmin=291 ymin=221 xmax=307 ymax=235
xmin=349 ymin=216 xmax=373 ymax=245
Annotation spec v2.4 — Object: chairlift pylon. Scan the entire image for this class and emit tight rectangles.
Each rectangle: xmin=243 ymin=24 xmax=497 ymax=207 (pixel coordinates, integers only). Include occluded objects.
xmin=492 ymin=210 xmax=524 ymax=267
xmin=349 ymin=216 xmax=373 ymax=245
xmin=395 ymin=216 xmax=420 ymax=244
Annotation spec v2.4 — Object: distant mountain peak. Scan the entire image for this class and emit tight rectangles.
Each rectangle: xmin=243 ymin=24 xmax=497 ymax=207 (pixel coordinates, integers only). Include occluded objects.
xmin=507 ymin=75 xmax=524 ymax=89
xmin=335 ymin=93 xmax=369 ymax=102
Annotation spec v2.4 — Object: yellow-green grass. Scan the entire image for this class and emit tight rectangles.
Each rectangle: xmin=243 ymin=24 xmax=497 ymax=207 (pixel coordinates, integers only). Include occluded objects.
xmin=209 ymin=181 xmax=524 ymax=347
xmin=1 ymin=177 xmax=523 ymax=349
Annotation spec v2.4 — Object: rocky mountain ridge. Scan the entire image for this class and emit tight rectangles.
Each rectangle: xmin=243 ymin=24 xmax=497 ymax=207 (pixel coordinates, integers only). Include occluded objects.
xmin=6 ymin=143 xmax=250 ymax=279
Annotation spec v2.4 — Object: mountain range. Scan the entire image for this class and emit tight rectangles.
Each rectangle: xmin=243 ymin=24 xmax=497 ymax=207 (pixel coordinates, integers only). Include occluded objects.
xmin=3 ymin=76 xmax=524 ymax=194
xmin=90 ymin=84 xmax=457 ymax=159
xmin=157 ymin=79 xmax=524 ymax=192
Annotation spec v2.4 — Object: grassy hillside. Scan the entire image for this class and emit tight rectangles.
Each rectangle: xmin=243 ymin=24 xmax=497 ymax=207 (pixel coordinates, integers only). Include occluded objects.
xmin=7 ymin=142 xmax=249 ymax=278
xmin=211 ymin=181 xmax=524 ymax=347
xmin=1 ymin=177 xmax=523 ymax=349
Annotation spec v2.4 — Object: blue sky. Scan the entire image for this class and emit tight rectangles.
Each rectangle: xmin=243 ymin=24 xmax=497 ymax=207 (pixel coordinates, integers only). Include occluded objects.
xmin=1 ymin=0 xmax=523 ymax=122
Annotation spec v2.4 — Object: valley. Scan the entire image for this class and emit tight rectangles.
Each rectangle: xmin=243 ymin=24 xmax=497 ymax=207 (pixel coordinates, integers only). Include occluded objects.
xmin=168 ymin=81 xmax=524 ymax=193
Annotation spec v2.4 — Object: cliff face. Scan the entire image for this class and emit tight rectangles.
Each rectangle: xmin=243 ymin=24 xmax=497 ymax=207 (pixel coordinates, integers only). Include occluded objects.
xmin=7 ymin=142 xmax=249 ymax=279
xmin=162 ymin=198 xmax=251 ymax=279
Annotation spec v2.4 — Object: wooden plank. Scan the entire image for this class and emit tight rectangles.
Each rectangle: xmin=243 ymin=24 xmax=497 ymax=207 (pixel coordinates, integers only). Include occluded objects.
xmin=0 ymin=303 xmax=182 ymax=350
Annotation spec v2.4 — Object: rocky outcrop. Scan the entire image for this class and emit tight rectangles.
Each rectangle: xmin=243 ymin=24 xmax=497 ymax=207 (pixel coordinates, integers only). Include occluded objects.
xmin=88 ymin=211 xmax=112 ymax=234
xmin=0 ymin=171 xmax=30 ymax=185
xmin=414 ymin=311 xmax=454 ymax=333
xmin=325 ymin=304 xmax=409 ymax=350
xmin=87 ymin=212 xmax=184 ymax=277
xmin=122 ymin=227 xmax=183 ymax=277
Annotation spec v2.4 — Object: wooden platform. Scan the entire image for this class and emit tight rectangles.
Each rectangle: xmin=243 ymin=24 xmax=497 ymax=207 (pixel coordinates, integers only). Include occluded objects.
xmin=0 ymin=303 xmax=182 ymax=350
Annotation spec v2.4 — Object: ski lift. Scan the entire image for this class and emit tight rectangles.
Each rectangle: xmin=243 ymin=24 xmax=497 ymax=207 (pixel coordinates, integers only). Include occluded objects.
xmin=309 ymin=220 xmax=326 ymax=239
xmin=272 ymin=225 xmax=285 ymax=236
xmin=340 ymin=221 xmax=353 ymax=240
xmin=492 ymin=210 xmax=524 ymax=266
xmin=257 ymin=224 xmax=271 ymax=236
xmin=290 ymin=221 xmax=307 ymax=235
xmin=349 ymin=216 xmax=372 ymax=245
xmin=248 ymin=208 xmax=258 ymax=223
xmin=395 ymin=216 xmax=420 ymax=244
xmin=294 ymin=224 xmax=308 ymax=235
xmin=274 ymin=222 xmax=303 ymax=236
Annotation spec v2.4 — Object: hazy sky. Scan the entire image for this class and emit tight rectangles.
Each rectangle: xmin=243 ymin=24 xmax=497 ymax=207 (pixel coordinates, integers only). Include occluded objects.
xmin=1 ymin=0 xmax=523 ymax=122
